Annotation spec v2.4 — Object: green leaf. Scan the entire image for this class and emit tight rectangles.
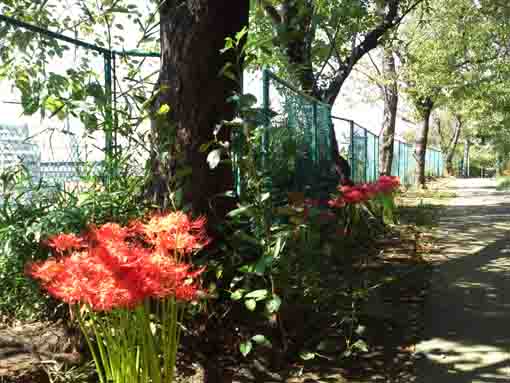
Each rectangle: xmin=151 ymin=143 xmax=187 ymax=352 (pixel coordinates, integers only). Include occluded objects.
xmin=272 ymin=236 xmax=285 ymax=258
xmin=157 ymin=104 xmax=171 ymax=116
xmin=227 ymin=205 xmax=252 ymax=218
xmin=252 ymin=334 xmax=272 ymax=347
xmin=238 ymin=264 xmax=255 ymax=273
xmin=245 ymin=299 xmax=257 ymax=311
xmin=235 ymin=27 xmax=248 ymax=44
xmin=240 ymin=340 xmax=253 ymax=357
xmin=299 ymin=351 xmax=316 ymax=361
xmin=239 ymin=93 xmax=258 ymax=108
xmin=352 ymin=339 xmax=369 ymax=353
xmin=244 ymin=289 xmax=268 ymax=301
xmin=265 ymin=295 xmax=282 ymax=314
xmin=254 ymin=254 xmax=273 ymax=275
xmin=230 ymin=289 xmax=245 ymax=301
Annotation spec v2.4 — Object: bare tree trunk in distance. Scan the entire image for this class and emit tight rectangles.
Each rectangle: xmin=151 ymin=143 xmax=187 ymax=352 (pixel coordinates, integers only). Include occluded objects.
xmin=379 ymin=46 xmax=398 ymax=176
xmin=146 ymin=1 xmax=249 ymax=220
xmin=463 ymin=138 xmax=471 ymax=177
xmin=414 ymin=97 xmax=434 ymax=188
xmin=445 ymin=115 xmax=462 ymax=176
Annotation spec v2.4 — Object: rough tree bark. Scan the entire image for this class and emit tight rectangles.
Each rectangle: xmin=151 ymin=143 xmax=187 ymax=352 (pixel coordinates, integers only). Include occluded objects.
xmin=445 ymin=115 xmax=462 ymax=175
xmin=146 ymin=1 xmax=249 ymax=218
xmin=414 ymin=97 xmax=434 ymax=187
xmin=379 ymin=46 xmax=399 ymax=176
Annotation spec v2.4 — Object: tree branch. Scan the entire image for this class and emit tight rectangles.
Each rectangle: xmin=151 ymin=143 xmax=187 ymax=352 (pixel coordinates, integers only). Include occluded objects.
xmin=367 ymin=50 xmax=382 ymax=77
xmin=258 ymin=0 xmax=281 ymax=24
xmin=313 ymin=26 xmax=341 ymax=91
xmin=353 ymin=67 xmax=385 ymax=93
xmin=323 ymin=0 xmax=425 ymax=105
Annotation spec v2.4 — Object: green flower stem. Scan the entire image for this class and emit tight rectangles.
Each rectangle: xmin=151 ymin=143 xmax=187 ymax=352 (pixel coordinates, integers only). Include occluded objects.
xmin=89 ymin=312 xmax=113 ymax=381
xmin=77 ymin=299 xmax=185 ymax=383
xmin=77 ymin=309 xmax=106 ymax=383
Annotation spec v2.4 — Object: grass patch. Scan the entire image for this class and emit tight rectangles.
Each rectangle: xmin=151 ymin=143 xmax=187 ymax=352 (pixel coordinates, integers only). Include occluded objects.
xmin=496 ymin=176 xmax=510 ymax=191
xmin=403 ymin=188 xmax=456 ymax=200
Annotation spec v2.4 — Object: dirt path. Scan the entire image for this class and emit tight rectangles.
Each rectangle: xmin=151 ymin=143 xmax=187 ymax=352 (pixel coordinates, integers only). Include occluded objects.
xmin=415 ymin=178 xmax=510 ymax=382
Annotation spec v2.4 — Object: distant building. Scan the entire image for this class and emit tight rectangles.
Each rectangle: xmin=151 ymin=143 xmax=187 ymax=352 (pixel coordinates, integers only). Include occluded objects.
xmin=0 ymin=124 xmax=41 ymax=179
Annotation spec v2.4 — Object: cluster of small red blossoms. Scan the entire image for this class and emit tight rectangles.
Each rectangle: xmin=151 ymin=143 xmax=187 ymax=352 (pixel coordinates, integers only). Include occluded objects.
xmin=26 ymin=212 xmax=209 ymax=312
xmin=328 ymin=176 xmax=400 ymax=208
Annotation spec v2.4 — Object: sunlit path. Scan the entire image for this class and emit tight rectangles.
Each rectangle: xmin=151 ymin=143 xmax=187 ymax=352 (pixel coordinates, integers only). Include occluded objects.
xmin=415 ymin=178 xmax=510 ymax=383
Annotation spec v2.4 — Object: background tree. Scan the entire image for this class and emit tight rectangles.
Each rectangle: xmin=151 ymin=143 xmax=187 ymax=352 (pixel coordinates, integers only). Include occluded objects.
xmin=379 ymin=45 xmax=399 ymax=175
xmin=433 ymin=111 xmax=463 ymax=176
xmin=397 ymin=0 xmax=510 ymax=186
xmin=253 ymin=0 xmax=424 ymax=179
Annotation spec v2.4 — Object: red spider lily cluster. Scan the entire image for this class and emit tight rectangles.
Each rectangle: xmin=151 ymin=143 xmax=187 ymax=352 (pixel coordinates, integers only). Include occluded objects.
xmin=329 ymin=176 xmax=400 ymax=208
xmin=26 ymin=212 xmax=209 ymax=312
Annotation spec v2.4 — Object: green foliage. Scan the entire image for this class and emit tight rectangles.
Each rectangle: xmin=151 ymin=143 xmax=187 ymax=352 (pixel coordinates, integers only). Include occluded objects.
xmin=0 ymin=163 xmax=151 ymax=320
xmin=496 ymin=176 xmax=510 ymax=191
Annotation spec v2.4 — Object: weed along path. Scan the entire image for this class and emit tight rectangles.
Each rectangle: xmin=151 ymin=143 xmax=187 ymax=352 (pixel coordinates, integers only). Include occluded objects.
xmin=415 ymin=178 xmax=510 ymax=382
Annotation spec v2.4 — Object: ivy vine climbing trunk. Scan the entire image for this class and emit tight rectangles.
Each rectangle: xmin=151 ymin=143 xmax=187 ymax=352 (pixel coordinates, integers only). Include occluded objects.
xmin=146 ymin=0 xmax=249 ymax=219
xmin=414 ymin=97 xmax=434 ymax=187
xmin=379 ymin=47 xmax=399 ymax=176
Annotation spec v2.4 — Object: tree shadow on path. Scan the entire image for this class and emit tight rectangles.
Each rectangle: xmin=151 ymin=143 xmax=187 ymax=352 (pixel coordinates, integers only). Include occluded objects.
xmin=415 ymin=195 xmax=510 ymax=383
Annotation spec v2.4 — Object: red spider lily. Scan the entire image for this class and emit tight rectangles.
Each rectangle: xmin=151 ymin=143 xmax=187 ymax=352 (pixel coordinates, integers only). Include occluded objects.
xmin=340 ymin=185 xmax=368 ymax=204
xmin=360 ymin=183 xmax=379 ymax=199
xmin=330 ymin=176 xmax=400 ymax=208
xmin=133 ymin=212 xmax=209 ymax=254
xmin=27 ymin=211 xmax=208 ymax=311
xmin=377 ymin=176 xmax=400 ymax=193
xmin=45 ymin=233 xmax=85 ymax=254
xmin=26 ymin=258 xmax=66 ymax=283
xmin=328 ymin=196 xmax=346 ymax=208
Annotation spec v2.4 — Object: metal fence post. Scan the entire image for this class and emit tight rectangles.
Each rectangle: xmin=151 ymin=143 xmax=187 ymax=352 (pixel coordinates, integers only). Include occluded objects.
xmin=262 ymin=69 xmax=270 ymax=173
xmin=364 ymin=128 xmax=368 ymax=182
xmin=313 ymin=102 xmax=318 ymax=167
xmin=350 ymin=121 xmax=355 ymax=181
xmin=374 ymin=135 xmax=378 ymax=180
xmin=104 ymin=52 xmax=114 ymax=184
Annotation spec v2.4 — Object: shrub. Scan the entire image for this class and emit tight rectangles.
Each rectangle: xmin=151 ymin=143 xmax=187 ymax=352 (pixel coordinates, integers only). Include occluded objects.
xmin=0 ymin=164 xmax=150 ymax=320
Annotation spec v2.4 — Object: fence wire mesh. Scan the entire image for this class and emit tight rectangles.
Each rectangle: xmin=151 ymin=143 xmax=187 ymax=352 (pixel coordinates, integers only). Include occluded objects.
xmin=259 ymin=71 xmax=444 ymax=194
xmin=261 ymin=70 xmax=337 ymax=198
xmin=0 ymin=14 xmax=159 ymax=199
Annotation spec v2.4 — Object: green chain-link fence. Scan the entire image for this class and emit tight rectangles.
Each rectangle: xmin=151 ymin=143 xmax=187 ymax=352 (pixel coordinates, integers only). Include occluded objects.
xmin=259 ymin=70 xmax=337 ymax=199
xmin=260 ymin=70 xmax=444 ymax=193
xmin=334 ymin=117 xmax=444 ymax=185
xmin=0 ymin=14 xmax=159 ymax=191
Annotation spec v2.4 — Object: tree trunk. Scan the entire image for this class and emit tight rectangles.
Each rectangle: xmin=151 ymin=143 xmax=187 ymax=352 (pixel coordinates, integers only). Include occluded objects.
xmin=414 ymin=98 xmax=434 ymax=188
xmin=146 ymin=1 xmax=249 ymax=218
xmin=463 ymin=138 xmax=471 ymax=177
xmin=445 ymin=116 xmax=462 ymax=176
xmin=379 ymin=47 xmax=398 ymax=176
